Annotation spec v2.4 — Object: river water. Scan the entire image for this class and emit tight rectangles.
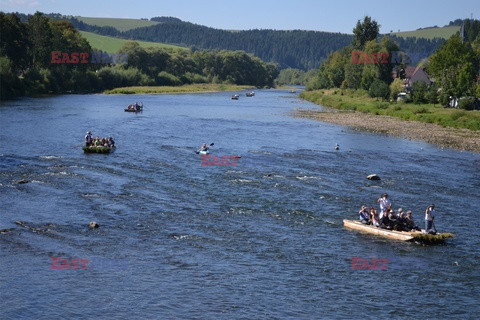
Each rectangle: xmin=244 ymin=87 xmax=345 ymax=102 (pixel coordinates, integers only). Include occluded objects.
xmin=0 ymin=89 xmax=479 ymax=319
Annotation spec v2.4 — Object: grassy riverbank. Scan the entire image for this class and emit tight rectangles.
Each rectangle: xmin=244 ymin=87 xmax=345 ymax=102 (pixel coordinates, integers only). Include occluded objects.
xmin=297 ymin=89 xmax=480 ymax=152
xmin=104 ymin=84 xmax=255 ymax=94
xmin=300 ymin=89 xmax=480 ymax=131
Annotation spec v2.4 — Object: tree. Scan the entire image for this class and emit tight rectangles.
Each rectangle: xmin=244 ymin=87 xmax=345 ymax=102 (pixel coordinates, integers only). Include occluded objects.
xmin=0 ymin=12 xmax=29 ymax=70
xmin=361 ymin=64 xmax=379 ymax=91
xmin=389 ymin=78 xmax=404 ymax=100
xmin=344 ymin=60 xmax=363 ymax=89
xmin=425 ymin=84 xmax=438 ymax=105
xmin=325 ymin=51 xmax=348 ymax=87
xmin=27 ymin=12 xmax=54 ymax=69
xmin=369 ymin=79 xmax=389 ymax=100
xmin=427 ymin=34 xmax=479 ymax=98
xmin=0 ymin=56 xmax=24 ymax=99
xmin=352 ymin=16 xmax=380 ymax=49
xmin=411 ymin=81 xmax=428 ymax=104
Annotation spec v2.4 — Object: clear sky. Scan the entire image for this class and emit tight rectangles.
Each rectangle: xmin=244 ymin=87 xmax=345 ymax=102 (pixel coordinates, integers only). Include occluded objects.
xmin=1 ymin=0 xmax=478 ymax=34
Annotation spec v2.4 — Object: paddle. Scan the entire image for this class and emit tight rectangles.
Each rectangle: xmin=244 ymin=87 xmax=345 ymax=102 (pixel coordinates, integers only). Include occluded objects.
xmin=195 ymin=143 xmax=214 ymax=154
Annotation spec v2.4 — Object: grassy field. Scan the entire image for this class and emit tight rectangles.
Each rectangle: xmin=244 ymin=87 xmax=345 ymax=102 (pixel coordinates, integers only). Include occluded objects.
xmin=80 ymin=31 xmax=186 ymax=52
xmin=300 ymin=89 xmax=480 ymax=131
xmin=389 ymin=25 xmax=460 ymax=40
xmin=104 ymin=84 xmax=255 ymax=94
xmin=76 ymin=17 xmax=159 ymax=32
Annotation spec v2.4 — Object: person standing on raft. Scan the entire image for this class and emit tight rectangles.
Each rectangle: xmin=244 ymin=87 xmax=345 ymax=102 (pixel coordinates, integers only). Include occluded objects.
xmin=85 ymin=131 xmax=92 ymax=147
xmin=425 ymin=204 xmax=436 ymax=234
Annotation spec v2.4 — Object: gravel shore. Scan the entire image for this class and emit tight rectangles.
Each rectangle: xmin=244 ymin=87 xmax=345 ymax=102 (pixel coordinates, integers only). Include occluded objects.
xmin=293 ymin=109 xmax=480 ymax=153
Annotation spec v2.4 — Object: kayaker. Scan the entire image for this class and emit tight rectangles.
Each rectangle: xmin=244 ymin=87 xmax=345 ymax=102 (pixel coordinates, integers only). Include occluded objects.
xmin=377 ymin=193 xmax=392 ymax=219
xmin=405 ymin=210 xmax=420 ymax=231
xmin=425 ymin=204 xmax=436 ymax=234
xmin=199 ymin=143 xmax=208 ymax=152
xmin=85 ymin=131 xmax=92 ymax=147
xmin=358 ymin=205 xmax=370 ymax=224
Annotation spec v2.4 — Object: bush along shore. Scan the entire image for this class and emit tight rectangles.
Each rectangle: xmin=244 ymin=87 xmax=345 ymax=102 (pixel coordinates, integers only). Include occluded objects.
xmin=104 ymin=84 xmax=254 ymax=94
xmin=298 ymin=89 xmax=480 ymax=153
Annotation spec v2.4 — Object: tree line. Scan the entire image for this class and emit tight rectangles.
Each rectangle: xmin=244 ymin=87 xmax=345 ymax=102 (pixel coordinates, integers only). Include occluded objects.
xmin=0 ymin=12 xmax=278 ymax=100
xmin=7 ymin=12 xmax=452 ymax=72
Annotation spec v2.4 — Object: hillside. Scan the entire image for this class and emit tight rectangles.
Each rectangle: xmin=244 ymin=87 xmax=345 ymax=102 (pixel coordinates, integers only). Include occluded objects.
xmin=76 ymin=16 xmax=159 ymax=32
xmin=44 ymin=15 xmax=454 ymax=70
xmin=390 ymin=25 xmax=460 ymax=39
xmin=79 ymin=31 xmax=186 ymax=52
xmin=61 ymin=16 xmax=353 ymax=70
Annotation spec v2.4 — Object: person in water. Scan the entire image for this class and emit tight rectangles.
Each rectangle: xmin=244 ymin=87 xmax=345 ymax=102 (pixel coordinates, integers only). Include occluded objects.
xmin=425 ymin=204 xmax=436 ymax=234
xmin=358 ymin=205 xmax=370 ymax=224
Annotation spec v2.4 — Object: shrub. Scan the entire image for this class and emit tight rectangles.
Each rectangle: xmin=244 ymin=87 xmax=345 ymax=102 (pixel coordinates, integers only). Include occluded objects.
xmin=458 ymin=97 xmax=476 ymax=110
xmin=157 ymin=71 xmax=182 ymax=86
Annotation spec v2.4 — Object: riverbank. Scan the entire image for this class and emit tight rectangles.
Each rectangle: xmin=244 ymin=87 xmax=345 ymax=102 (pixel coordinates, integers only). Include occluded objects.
xmin=301 ymin=89 xmax=480 ymax=131
xmin=297 ymin=89 xmax=480 ymax=153
xmin=104 ymin=84 xmax=255 ymax=94
xmin=293 ymin=109 xmax=480 ymax=153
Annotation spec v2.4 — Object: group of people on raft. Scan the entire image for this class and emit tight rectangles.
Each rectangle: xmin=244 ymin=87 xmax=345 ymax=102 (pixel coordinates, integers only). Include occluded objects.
xmin=125 ymin=102 xmax=143 ymax=111
xmin=85 ymin=131 xmax=115 ymax=148
xmin=358 ymin=193 xmax=437 ymax=234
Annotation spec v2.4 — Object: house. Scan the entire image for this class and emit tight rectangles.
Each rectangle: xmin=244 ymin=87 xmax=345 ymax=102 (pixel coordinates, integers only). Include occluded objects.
xmin=392 ymin=66 xmax=432 ymax=92
xmin=404 ymin=66 xmax=431 ymax=88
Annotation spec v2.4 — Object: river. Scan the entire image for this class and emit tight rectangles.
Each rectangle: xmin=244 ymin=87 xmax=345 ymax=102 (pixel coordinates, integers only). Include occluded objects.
xmin=1 ymin=89 xmax=479 ymax=319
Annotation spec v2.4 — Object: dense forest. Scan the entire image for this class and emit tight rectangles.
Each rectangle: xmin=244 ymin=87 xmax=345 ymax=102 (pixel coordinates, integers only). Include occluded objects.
xmin=10 ymin=13 xmax=449 ymax=71
xmin=0 ymin=12 xmax=278 ymax=99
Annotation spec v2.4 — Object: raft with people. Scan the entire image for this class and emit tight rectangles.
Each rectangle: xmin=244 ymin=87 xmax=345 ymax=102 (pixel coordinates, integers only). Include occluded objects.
xmin=124 ymin=102 xmax=143 ymax=112
xmin=343 ymin=219 xmax=453 ymax=244
xmin=348 ymin=195 xmax=454 ymax=244
xmin=82 ymin=145 xmax=115 ymax=154
xmin=83 ymin=132 xmax=115 ymax=153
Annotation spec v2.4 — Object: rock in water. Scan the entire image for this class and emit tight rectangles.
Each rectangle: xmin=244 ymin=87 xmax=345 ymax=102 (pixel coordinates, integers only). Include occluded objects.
xmin=367 ymin=174 xmax=381 ymax=180
xmin=89 ymin=221 xmax=99 ymax=228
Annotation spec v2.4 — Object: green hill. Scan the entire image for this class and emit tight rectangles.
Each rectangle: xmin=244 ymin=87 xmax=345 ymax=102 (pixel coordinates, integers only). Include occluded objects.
xmin=54 ymin=15 xmax=449 ymax=70
xmin=76 ymin=17 xmax=159 ymax=32
xmin=79 ymin=31 xmax=186 ymax=52
xmin=390 ymin=25 xmax=460 ymax=39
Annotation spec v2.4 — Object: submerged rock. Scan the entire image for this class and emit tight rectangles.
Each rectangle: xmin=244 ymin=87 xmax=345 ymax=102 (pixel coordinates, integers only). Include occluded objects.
xmin=367 ymin=174 xmax=381 ymax=180
xmin=14 ymin=179 xmax=29 ymax=184
xmin=88 ymin=221 xmax=99 ymax=228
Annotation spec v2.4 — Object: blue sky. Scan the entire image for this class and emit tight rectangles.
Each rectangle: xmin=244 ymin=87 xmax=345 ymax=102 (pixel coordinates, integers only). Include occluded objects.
xmin=1 ymin=0 xmax=478 ymax=33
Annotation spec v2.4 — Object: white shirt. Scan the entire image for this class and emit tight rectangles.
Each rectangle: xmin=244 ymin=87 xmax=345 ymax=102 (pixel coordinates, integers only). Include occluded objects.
xmin=425 ymin=208 xmax=435 ymax=221
xmin=379 ymin=197 xmax=391 ymax=211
